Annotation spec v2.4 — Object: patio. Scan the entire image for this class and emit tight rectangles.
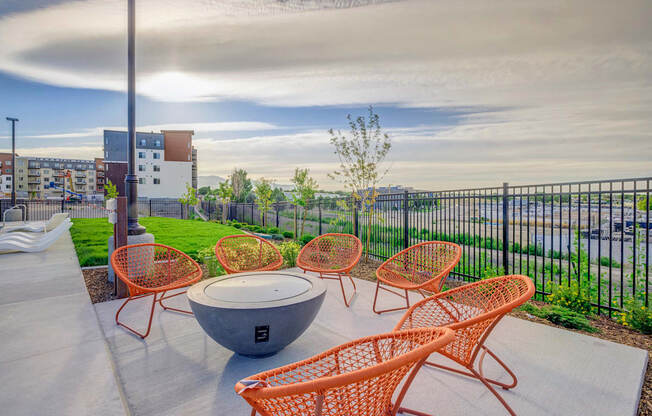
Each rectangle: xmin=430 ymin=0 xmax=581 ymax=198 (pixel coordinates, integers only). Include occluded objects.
xmin=0 ymin=229 xmax=648 ymax=415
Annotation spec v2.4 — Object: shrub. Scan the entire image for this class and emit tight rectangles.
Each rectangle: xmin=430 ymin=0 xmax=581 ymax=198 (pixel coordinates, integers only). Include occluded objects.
xmin=299 ymin=234 xmax=315 ymax=246
xmin=546 ymin=279 xmax=593 ymax=316
xmin=232 ymin=222 xmax=242 ymax=229
xmin=283 ymin=231 xmax=294 ymax=239
xmin=519 ymin=303 xmax=598 ymax=333
xmin=196 ymin=245 xmax=223 ymax=278
xmin=267 ymin=227 xmax=280 ymax=234
xmin=250 ymin=225 xmax=262 ymax=233
xmin=619 ymin=299 xmax=652 ymax=335
xmin=278 ymin=241 xmax=301 ymax=267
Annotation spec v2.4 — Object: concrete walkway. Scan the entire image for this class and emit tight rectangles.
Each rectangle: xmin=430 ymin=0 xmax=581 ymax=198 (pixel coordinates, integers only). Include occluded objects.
xmin=0 ymin=231 xmax=126 ymax=416
xmin=0 ymin=232 xmax=647 ymax=415
xmin=95 ymin=268 xmax=647 ymax=416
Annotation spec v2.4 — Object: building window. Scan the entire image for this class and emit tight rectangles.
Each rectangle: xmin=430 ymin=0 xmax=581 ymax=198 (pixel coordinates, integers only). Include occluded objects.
xmin=5 ymin=161 xmax=10 ymax=166
xmin=155 ymin=140 xmax=161 ymax=147
xmin=44 ymin=177 xmax=49 ymax=182
xmin=153 ymin=165 xmax=160 ymax=172
xmin=6 ymin=169 xmax=11 ymax=173
xmin=138 ymin=165 xmax=145 ymax=172
xmin=138 ymin=152 xmax=145 ymax=159
xmin=139 ymin=178 xmax=146 ymax=185
xmin=153 ymin=153 xmax=160 ymax=159
xmin=140 ymin=139 xmax=146 ymax=146
xmin=153 ymin=178 xmax=160 ymax=185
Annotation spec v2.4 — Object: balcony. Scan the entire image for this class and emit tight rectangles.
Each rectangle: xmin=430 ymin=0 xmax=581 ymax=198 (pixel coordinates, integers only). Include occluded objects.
xmin=75 ymin=180 xmax=87 ymax=185
xmin=28 ymin=179 xmax=41 ymax=184
xmin=75 ymin=173 xmax=86 ymax=178
xmin=28 ymin=171 xmax=41 ymax=177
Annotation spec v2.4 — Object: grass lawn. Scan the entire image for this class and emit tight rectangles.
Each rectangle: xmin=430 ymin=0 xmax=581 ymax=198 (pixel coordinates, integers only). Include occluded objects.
xmin=70 ymin=217 xmax=243 ymax=267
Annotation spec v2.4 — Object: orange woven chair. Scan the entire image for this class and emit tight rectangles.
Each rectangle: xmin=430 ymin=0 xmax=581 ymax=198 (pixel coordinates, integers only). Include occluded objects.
xmin=111 ymin=243 xmax=203 ymax=339
xmin=394 ymin=275 xmax=535 ymax=416
xmin=215 ymin=234 xmax=283 ymax=274
xmin=236 ymin=327 xmax=455 ymax=416
xmin=373 ymin=241 xmax=461 ymax=314
xmin=296 ymin=233 xmax=363 ymax=307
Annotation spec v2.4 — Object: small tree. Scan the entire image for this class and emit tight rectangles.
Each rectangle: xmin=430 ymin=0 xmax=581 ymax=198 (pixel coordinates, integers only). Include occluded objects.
xmin=216 ymin=180 xmax=234 ymax=224
xmin=328 ymin=106 xmax=391 ymax=261
xmin=178 ymin=182 xmax=199 ymax=219
xmin=230 ymin=168 xmax=252 ymax=203
xmin=271 ymin=187 xmax=286 ymax=203
xmin=105 ymin=179 xmax=118 ymax=200
xmin=291 ymin=168 xmax=319 ymax=238
xmin=254 ymin=178 xmax=274 ymax=227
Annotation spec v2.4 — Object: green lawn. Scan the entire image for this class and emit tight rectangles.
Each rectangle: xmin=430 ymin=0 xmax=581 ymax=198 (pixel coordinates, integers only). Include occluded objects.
xmin=70 ymin=217 xmax=243 ymax=267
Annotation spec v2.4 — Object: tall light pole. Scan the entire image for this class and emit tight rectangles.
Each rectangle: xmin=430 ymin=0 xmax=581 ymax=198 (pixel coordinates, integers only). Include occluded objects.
xmin=126 ymin=0 xmax=145 ymax=234
xmin=6 ymin=117 xmax=18 ymax=206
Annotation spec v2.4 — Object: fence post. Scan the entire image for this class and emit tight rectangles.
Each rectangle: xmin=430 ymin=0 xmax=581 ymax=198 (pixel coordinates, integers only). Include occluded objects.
xmin=502 ymin=182 xmax=509 ymax=273
xmin=149 ymin=199 xmax=152 ymax=217
xmin=275 ymin=204 xmax=279 ymax=228
xmin=403 ymin=190 xmax=409 ymax=249
xmin=251 ymin=203 xmax=254 ymax=224
xmin=318 ymin=200 xmax=322 ymax=235
xmin=353 ymin=198 xmax=359 ymax=238
xmin=61 ymin=197 xmax=65 ymax=213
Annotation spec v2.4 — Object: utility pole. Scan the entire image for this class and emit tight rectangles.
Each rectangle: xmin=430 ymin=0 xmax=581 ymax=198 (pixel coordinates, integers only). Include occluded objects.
xmin=6 ymin=117 xmax=18 ymax=206
xmin=125 ymin=0 xmax=145 ymax=235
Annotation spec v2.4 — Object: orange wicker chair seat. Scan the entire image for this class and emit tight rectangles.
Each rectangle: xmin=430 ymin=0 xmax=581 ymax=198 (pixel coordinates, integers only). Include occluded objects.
xmin=373 ymin=241 xmax=461 ymax=314
xmin=215 ymin=234 xmax=283 ymax=274
xmin=111 ymin=243 xmax=203 ymax=338
xmin=394 ymin=275 xmax=535 ymax=416
xmin=236 ymin=327 xmax=455 ymax=416
xmin=296 ymin=233 xmax=363 ymax=307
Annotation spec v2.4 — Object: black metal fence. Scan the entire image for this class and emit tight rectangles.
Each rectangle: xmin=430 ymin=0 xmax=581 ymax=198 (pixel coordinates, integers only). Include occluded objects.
xmin=227 ymin=177 xmax=651 ymax=315
xmin=0 ymin=198 xmax=191 ymax=221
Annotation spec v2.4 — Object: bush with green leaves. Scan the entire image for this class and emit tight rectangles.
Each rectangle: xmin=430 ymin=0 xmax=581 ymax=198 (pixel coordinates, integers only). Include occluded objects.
xmin=283 ymin=231 xmax=294 ymax=239
xmin=300 ymin=234 xmax=315 ymax=246
xmin=546 ymin=279 xmax=593 ymax=315
xmin=520 ymin=303 xmax=597 ymax=333
xmin=278 ymin=241 xmax=301 ymax=267
xmin=618 ymin=299 xmax=652 ymax=335
xmin=196 ymin=245 xmax=224 ymax=278
xmin=267 ymin=227 xmax=280 ymax=234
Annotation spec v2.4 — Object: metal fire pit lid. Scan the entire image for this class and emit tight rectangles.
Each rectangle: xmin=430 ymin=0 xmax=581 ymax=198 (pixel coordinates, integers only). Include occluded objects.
xmin=204 ymin=272 xmax=313 ymax=303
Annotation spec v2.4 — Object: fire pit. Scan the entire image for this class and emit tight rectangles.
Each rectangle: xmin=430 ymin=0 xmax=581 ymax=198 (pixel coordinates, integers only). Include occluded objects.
xmin=187 ymin=271 xmax=326 ymax=357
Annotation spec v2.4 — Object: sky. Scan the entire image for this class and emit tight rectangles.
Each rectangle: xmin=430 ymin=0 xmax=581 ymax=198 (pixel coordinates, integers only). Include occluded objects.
xmin=0 ymin=0 xmax=650 ymax=191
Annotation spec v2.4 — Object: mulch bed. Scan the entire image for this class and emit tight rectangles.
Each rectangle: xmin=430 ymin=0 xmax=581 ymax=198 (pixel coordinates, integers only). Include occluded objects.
xmin=83 ymin=261 xmax=651 ymax=415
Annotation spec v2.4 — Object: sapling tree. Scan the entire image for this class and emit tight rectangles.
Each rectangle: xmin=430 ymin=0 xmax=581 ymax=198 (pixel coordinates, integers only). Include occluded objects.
xmin=230 ymin=168 xmax=252 ymax=203
xmin=328 ymin=106 xmax=391 ymax=261
xmin=216 ymin=180 xmax=234 ymax=224
xmin=291 ymin=168 xmax=319 ymax=238
xmin=178 ymin=182 xmax=198 ymax=219
xmin=254 ymin=178 xmax=273 ymax=227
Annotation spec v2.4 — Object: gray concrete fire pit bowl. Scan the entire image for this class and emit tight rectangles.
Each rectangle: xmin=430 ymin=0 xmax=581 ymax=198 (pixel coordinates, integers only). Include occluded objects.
xmin=187 ymin=271 xmax=326 ymax=357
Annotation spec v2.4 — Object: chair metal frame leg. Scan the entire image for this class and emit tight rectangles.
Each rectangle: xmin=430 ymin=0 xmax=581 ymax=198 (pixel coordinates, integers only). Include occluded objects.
xmin=115 ymin=292 xmax=158 ymax=339
xmin=157 ymin=290 xmax=193 ymax=314
xmin=373 ymin=281 xmax=428 ymax=314
xmin=318 ymin=271 xmax=357 ymax=307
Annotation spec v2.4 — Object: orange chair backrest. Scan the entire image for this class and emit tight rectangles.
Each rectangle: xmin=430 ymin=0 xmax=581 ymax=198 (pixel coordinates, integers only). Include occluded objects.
xmin=297 ymin=233 xmax=363 ymax=273
xmin=215 ymin=234 xmax=283 ymax=274
xmin=377 ymin=241 xmax=461 ymax=290
xmin=395 ymin=275 xmax=534 ymax=366
xmin=111 ymin=243 xmax=202 ymax=296
xmin=236 ymin=327 xmax=455 ymax=416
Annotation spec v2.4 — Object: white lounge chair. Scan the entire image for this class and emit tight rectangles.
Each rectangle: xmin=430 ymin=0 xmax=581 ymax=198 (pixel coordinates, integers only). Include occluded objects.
xmin=0 ymin=220 xmax=72 ymax=253
xmin=1 ymin=213 xmax=69 ymax=234
xmin=0 ymin=219 xmax=71 ymax=243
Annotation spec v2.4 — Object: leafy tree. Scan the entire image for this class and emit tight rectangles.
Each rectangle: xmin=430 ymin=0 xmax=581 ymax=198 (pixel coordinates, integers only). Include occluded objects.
xmin=198 ymin=186 xmax=212 ymax=196
xmin=178 ymin=182 xmax=199 ymax=219
xmin=216 ymin=180 xmax=234 ymax=224
xmin=230 ymin=168 xmax=252 ymax=203
xmin=291 ymin=168 xmax=319 ymax=238
xmin=253 ymin=178 xmax=274 ymax=226
xmin=271 ymin=187 xmax=286 ymax=203
xmin=328 ymin=105 xmax=391 ymax=261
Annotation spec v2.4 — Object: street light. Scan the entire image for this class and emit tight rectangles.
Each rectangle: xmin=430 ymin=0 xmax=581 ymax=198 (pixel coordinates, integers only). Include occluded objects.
xmin=6 ymin=117 xmax=18 ymax=206
xmin=126 ymin=0 xmax=145 ymax=235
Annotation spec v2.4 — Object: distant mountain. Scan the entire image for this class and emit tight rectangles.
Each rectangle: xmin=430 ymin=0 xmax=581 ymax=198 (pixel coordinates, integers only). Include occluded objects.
xmin=197 ymin=175 xmax=226 ymax=189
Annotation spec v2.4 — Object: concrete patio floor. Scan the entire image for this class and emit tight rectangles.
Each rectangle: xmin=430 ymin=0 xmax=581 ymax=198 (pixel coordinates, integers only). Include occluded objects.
xmin=0 ymin=230 xmax=648 ymax=416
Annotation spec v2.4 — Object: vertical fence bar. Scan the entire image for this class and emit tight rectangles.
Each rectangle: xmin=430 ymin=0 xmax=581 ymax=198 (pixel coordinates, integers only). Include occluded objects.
xmin=502 ymin=182 xmax=509 ymax=274
xmin=403 ymin=190 xmax=409 ymax=250
xmin=353 ymin=199 xmax=359 ymax=238
xmin=318 ymin=200 xmax=322 ymax=236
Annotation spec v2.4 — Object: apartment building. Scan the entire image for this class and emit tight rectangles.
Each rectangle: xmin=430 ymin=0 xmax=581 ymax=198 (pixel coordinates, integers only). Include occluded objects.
xmin=95 ymin=158 xmax=105 ymax=193
xmin=11 ymin=156 xmax=101 ymax=200
xmin=103 ymin=130 xmax=194 ymax=199
xmin=0 ymin=152 xmax=15 ymax=198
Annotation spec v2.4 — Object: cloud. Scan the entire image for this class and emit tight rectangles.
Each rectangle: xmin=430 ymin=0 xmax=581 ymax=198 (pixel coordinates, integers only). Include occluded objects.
xmin=23 ymin=121 xmax=279 ymax=139
xmin=0 ymin=0 xmax=651 ymax=187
